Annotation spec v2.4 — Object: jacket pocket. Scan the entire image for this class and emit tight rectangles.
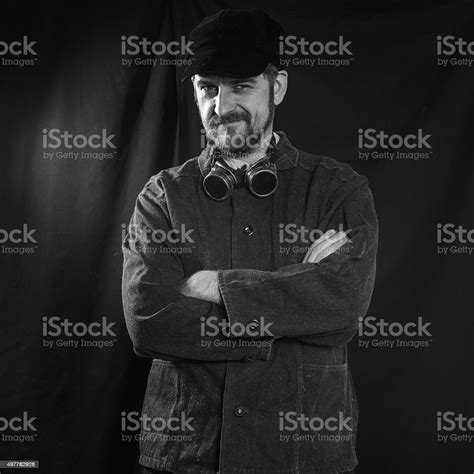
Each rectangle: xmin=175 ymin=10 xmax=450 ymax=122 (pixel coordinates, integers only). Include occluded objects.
xmin=299 ymin=363 xmax=358 ymax=470
xmin=139 ymin=360 xmax=185 ymax=461
xmin=139 ymin=360 xmax=221 ymax=467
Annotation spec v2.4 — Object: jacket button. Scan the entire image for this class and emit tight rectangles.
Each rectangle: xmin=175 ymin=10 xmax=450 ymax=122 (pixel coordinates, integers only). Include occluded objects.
xmin=234 ymin=406 xmax=246 ymax=417
xmin=243 ymin=226 xmax=254 ymax=236
xmin=248 ymin=318 xmax=259 ymax=332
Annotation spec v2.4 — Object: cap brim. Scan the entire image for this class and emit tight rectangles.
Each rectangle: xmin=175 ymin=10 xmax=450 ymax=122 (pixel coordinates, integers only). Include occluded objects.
xmin=180 ymin=49 xmax=270 ymax=82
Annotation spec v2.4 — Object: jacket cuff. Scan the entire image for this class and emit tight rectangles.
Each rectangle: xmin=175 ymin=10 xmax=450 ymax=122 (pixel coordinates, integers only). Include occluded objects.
xmin=218 ymin=269 xmax=276 ymax=350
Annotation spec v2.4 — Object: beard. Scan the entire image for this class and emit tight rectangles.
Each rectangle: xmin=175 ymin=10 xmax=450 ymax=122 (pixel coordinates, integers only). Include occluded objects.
xmin=202 ymin=88 xmax=275 ymax=156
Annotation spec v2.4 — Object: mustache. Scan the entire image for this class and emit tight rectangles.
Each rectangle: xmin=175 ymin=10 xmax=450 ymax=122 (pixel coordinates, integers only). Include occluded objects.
xmin=208 ymin=111 xmax=251 ymax=128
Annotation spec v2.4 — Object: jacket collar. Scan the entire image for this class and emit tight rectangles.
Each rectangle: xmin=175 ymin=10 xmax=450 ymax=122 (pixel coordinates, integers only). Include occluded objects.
xmin=198 ymin=131 xmax=298 ymax=177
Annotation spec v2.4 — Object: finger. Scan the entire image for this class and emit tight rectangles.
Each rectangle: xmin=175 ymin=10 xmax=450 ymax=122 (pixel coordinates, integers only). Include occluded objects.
xmin=305 ymin=238 xmax=347 ymax=264
xmin=305 ymin=234 xmax=348 ymax=264
xmin=307 ymin=237 xmax=349 ymax=264
xmin=303 ymin=230 xmax=338 ymax=263
xmin=302 ymin=230 xmax=337 ymax=263
xmin=312 ymin=237 xmax=349 ymax=263
xmin=307 ymin=231 xmax=347 ymax=263
xmin=312 ymin=229 xmax=337 ymax=246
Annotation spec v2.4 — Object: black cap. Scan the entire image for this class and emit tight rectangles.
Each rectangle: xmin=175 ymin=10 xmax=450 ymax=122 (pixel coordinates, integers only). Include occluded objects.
xmin=180 ymin=8 xmax=285 ymax=82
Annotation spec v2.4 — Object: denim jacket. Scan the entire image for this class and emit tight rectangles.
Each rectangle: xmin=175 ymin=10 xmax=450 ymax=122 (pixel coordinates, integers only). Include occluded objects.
xmin=122 ymin=132 xmax=378 ymax=473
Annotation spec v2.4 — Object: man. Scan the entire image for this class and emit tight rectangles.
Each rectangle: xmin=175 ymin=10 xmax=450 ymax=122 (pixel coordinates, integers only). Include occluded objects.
xmin=122 ymin=8 xmax=378 ymax=474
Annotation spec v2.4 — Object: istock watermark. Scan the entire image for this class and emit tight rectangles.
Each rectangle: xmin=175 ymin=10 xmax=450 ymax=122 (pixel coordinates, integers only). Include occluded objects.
xmin=279 ymin=411 xmax=353 ymax=443
xmin=122 ymin=222 xmax=195 ymax=255
xmin=358 ymin=128 xmax=432 ymax=161
xmin=436 ymin=35 xmax=474 ymax=67
xmin=199 ymin=316 xmax=274 ymax=350
xmin=0 ymin=224 xmax=38 ymax=255
xmin=436 ymin=223 xmax=474 ymax=256
xmin=0 ymin=412 xmax=38 ymax=443
xmin=121 ymin=411 xmax=194 ymax=443
xmin=278 ymin=223 xmax=352 ymax=256
xmin=278 ymin=35 xmax=353 ymax=68
xmin=0 ymin=36 xmax=37 ymax=67
xmin=42 ymin=316 xmax=117 ymax=349
xmin=200 ymin=316 xmax=274 ymax=339
xmin=120 ymin=35 xmax=193 ymax=68
xmin=199 ymin=127 xmax=275 ymax=153
xmin=42 ymin=128 xmax=117 ymax=161
xmin=357 ymin=316 xmax=433 ymax=349
xmin=436 ymin=411 xmax=474 ymax=443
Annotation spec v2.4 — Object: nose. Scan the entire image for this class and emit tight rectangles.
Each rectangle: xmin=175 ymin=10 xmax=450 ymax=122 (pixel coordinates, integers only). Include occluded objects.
xmin=214 ymin=87 xmax=235 ymax=117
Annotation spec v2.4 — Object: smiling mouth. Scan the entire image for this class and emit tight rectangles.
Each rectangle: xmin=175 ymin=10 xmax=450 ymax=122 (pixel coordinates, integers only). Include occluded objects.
xmin=220 ymin=120 xmax=244 ymax=126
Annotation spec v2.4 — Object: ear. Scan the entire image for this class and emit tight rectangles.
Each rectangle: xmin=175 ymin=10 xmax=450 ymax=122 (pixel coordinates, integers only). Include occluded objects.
xmin=273 ymin=70 xmax=288 ymax=106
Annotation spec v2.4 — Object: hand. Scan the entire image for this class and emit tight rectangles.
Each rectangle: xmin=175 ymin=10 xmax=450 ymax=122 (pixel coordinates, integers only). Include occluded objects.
xmin=303 ymin=229 xmax=350 ymax=264
xmin=179 ymin=270 xmax=223 ymax=305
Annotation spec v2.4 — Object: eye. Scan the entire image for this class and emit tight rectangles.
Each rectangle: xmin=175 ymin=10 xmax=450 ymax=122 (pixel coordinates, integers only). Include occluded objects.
xmin=234 ymin=84 xmax=251 ymax=91
xmin=201 ymin=85 xmax=217 ymax=94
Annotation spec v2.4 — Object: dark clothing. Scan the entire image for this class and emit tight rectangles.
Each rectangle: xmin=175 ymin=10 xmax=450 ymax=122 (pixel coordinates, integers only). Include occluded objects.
xmin=122 ymin=132 xmax=378 ymax=473
xmin=140 ymin=467 xmax=354 ymax=474
xmin=141 ymin=468 xmax=172 ymax=474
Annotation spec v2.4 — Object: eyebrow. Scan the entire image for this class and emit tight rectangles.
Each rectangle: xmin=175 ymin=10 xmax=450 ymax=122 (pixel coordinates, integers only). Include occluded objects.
xmin=195 ymin=77 xmax=258 ymax=87
xmin=195 ymin=78 xmax=215 ymax=88
xmin=226 ymin=77 xmax=258 ymax=85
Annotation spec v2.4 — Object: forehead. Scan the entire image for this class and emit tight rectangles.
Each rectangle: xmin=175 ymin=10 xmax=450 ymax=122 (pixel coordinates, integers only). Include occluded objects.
xmin=193 ymin=73 xmax=263 ymax=86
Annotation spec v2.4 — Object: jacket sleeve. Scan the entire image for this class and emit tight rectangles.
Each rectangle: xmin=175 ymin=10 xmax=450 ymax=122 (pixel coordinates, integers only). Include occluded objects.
xmin=217 ymin=174 xmax=378 ymax=347
xmin=121 ymin=177 xmax=273 ymax=362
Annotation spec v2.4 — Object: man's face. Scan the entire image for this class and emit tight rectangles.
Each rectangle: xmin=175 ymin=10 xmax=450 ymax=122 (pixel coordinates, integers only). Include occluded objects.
xmin=193 ymin=73 xmax=275 ymax=155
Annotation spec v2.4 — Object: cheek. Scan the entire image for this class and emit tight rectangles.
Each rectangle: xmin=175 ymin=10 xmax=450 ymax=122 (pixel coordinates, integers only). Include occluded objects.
xmin=199 ymin=101 xmax=212 ymax=120
xmin=246 ymin=94 xmax=270 ymax=124
xmin=252 ymin=107 xmax=268 ymax=126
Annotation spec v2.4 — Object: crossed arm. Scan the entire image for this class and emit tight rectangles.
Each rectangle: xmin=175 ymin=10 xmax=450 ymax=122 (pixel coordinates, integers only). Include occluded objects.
xmin=179 ymin=230 xmax=350 ymax=305
xmin=122 ymin=174 xmax=378 ymax=361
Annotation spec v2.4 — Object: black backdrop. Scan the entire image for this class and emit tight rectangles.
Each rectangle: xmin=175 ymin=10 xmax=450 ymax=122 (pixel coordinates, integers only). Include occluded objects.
xmin=1 ymin=1 xmax=473 ymax=473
